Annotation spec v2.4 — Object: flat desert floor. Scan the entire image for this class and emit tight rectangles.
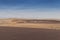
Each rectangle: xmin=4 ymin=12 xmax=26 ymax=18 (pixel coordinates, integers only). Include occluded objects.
xmin=0 ymin=23 xmax=60 ymax=29
xmin=0 ymin=27 xmax=60 ymax=40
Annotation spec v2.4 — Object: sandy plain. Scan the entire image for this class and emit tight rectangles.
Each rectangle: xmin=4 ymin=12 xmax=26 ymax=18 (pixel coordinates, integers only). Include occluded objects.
xmin=0 ymin=18 xmax=60 ymax=40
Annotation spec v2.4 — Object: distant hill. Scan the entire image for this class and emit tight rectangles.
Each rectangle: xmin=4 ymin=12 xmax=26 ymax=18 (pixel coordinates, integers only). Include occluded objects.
xmin=11 ymin=18 xmax=60 ymax=24
xmin=0 ymin=18 xmax=60 ymax=24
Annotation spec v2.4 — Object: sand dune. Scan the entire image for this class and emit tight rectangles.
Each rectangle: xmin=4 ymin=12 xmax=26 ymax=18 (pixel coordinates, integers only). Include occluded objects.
xmin=0 ymin=18 xmax=60 ymax=29
xmin=0 ymin=18 xmax=60 ymax=40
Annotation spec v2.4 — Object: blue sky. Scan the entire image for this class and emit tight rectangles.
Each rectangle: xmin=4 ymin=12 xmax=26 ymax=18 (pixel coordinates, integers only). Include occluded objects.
xmin=0 ymin=0 xmax=60 ymax=19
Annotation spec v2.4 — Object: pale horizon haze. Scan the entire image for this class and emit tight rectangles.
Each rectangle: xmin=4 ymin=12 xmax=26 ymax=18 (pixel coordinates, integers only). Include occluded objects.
xmin=0 ymin=0 xmax=60 ymax=19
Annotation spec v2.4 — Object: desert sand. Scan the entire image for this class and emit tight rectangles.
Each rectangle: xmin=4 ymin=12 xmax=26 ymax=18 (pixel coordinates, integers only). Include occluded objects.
xmin=0 ymin=27 xmax=60 ymax=40
xmin=0 ymin=18 xmax=60 ymax=40
xmin=0 ymin=18 xmax=60 ymax=29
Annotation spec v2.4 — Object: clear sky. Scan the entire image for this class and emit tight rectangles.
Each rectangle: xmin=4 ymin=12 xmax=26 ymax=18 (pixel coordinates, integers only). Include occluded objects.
xmin=0 ymin=0 xmax=60 ymax=19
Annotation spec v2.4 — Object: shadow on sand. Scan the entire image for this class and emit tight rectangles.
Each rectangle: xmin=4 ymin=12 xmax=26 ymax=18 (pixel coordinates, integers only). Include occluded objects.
xmin=0 ymin=26 xmax=60 ymax=40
